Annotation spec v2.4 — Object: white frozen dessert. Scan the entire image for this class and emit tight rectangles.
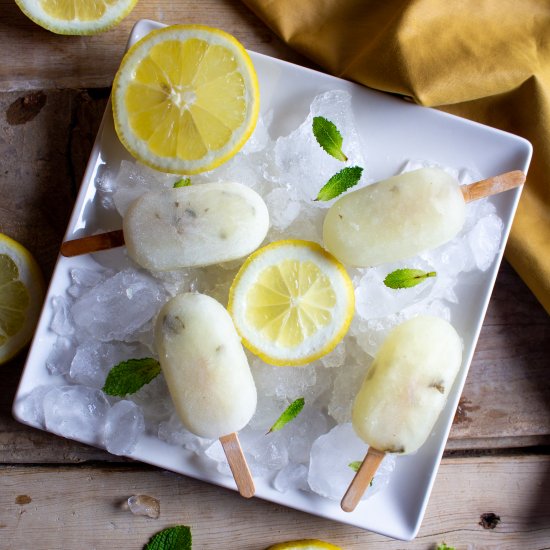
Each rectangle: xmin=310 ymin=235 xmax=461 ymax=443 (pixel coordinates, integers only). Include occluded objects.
xmin=155 ymin=292 xmax=257 ymax=439
xmin=352 ymin=315 xmax=463 ymax=454
xmin=124 ymin=181 xmax=269 ymax=271
xmin=323 ymin=168 xmax=466 ymax=267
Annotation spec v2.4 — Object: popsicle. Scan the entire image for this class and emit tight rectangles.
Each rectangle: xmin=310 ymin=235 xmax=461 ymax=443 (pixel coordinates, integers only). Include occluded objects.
xmin=61 ymin=181 xmax=270 ymax=271
xmin=155 ymin=292 xmax=257 ymax=498
xmin=341 ymin=315 xmax=463 ymax=512
xmin=323 ymin=168 xmax=525 ymax=267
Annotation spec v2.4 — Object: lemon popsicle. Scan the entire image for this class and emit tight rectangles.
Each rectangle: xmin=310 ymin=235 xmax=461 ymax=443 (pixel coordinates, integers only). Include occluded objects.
xmin=155 ymin=292 xmax=257 ymax=497
xmin=341 ymin=315 xmax=463 ymax=512
xmin=323 ymin=168 xmax=524 ymax=267
xmin=61 ymin=181 xmax=269 ymax=270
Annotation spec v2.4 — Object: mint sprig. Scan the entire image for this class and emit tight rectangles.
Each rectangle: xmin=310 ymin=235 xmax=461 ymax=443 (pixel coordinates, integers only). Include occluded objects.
xmin=348 ymin=461 xmax=363 ymax=473
xmin=312 ymin=116 xmax=348 ymax=162
xmin=103 ymin=357 xmax=161 ymax=397
xmin=383 ymin=268 xmax=437 ymax=289
xmin=145 ymin=525 xmax=192 ymax=550
xmin=314 ymin=166 xmax=363 ymax=201
xmin=267 ymin=397 xmax=305 ymax=434
xmin=436 ymin=544 xmax=455 ymax=550
xmin=173 ymin=178 xmax=191 ymax=188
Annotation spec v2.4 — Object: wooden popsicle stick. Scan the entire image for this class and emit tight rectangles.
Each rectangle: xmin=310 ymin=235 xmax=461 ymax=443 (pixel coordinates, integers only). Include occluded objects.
xmin=341 ymin=447 xmax=386 ymax=513
xmin=60 ymin=229 xmax=125 ymax=257
xmin=219 ymin=432 xmax=255 ymax=499
xmin=460 ymin=170 xmax=525 ymax=203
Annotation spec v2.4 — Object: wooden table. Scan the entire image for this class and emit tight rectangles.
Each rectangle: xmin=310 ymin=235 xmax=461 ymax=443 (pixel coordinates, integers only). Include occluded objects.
xmin=1 ymin=2 xmax=549 ymax=548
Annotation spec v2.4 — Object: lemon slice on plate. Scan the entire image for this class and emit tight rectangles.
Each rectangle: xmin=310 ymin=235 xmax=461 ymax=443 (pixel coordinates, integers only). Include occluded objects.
xmin=14 ymin=0 xmax=138 ymax=35
xmin=265 ymin=540 xmax=342 ymax=550
xmin=228 ymin=240 xmax=354 ymax=366
xmin=0 ymin=234 xmax=45 ymax=365
xmin=112 ymin=24 xmax=260 ymax=174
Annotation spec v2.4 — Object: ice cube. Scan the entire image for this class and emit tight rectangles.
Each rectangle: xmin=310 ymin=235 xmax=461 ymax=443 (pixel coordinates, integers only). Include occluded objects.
xmin=71 ymin=269 xmax=165 ymax=342
xmin=43 ymin=385 xmax=110 ymax=444
xmin=68 ymin=266 xmax=114 ymax=298
xmin=69 ymin=340 xmax=149 ymax=389
xmin=127 ymin=495 xmax=160 ymax=519
xmin=50 ymin=296 xmax=75 ymax=336
xmin=467 ymin=213 xmax=503 ymax=271
xmin=273 ymin=463 xmax=309 ymax=493
xmin=308 ymin=423 xmax=395 ymax=500
xmin=130 ymin=374 xmax=174 ymax=428
xmin=264 ymin=188 xmax=301 ymax=231
xmin=46 ymin=337 xmax=76 ymax=376
xmin=104 ymin=400 xmax=145 ymax=455
xmin=270 ymin=90 xmax=367 ymax=204
xmin=158 ymin=413 xmax=213 ymax=453
xmin=14 ymin=385 xmax=54 ymax=428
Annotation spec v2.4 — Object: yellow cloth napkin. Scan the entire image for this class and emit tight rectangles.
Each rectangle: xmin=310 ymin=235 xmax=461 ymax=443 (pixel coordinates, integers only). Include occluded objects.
xmin=243 ymin=0 xmax=550 ymax=313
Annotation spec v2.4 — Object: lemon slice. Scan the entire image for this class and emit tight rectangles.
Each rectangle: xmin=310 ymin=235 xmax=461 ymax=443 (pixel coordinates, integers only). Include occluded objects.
xmin=266 ymin=540 xmax=342 ymax=550
xmin=228 ymin=240 xmax=354 ymax=366
xmin=112 ymin=25 xmax=260 ymax=175
xmin=0 ymin=234 xmax=45 ymax=365
xmin=14 ymin=0 xmax=138 ymax=35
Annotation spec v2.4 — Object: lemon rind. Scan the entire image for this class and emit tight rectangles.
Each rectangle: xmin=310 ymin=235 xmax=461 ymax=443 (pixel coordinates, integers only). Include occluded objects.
xmin=228 ymin=240 xmax=354 ymax=367
xmin=14 ymin=0 xmax=138 ymax=36
xmin=112 ymin=24 xmax=260 ymax=175
xmin=0 ymin=234 xmax=45 ymax=365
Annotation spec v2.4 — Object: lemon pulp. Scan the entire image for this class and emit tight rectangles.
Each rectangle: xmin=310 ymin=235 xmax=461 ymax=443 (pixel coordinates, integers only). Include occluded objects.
xmin=0 ymin=234 xmax=45 ymax=365
xmin=228 ymin=240 xmax=354 ymax=366
xmin=15 ymin=0 xmax=138 ymax=35
xmin=112 ymin=25 xmax=259 ymax=174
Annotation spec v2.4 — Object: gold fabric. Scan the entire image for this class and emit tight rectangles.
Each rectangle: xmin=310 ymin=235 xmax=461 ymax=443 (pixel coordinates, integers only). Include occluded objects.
xmin=243 ymin=0 xmax=550 ymax=313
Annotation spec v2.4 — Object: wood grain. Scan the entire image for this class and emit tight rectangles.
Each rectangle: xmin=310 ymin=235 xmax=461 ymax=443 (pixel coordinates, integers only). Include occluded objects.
xmin=1 ymin=456 xmax=549 ymax=549
xmin=220 ymin=433 xmax=256 ymax=499
xmin=0 ymin=0 xmax=313 ymax=92
xmin=461 ymin=170 xmax=525 ymax=202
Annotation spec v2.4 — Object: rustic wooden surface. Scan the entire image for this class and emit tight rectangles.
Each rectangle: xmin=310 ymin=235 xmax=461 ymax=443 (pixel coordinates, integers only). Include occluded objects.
xmin=1 ymin=1 xmax=549 ymax=548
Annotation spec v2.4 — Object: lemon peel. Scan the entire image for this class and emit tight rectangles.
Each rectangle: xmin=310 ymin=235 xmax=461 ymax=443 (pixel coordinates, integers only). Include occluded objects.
xmin=112 ymin=24 xmax=260 ymax=175
xmin=15 ymin=0 xmax=138 ymax=35
xmin=0 ymin=234 xmax=45 ymax=365
xmin=228 ymin=240 xmax=354 ymax=367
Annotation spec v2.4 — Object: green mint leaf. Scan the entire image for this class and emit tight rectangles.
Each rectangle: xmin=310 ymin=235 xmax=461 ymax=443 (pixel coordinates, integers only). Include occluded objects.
xmin=312 ymin=116 xmax=348 ymax=161
xmin=267 ymin=397 xmax=305 ymax=433
xmin=315 ymin=166 xmax=363 ymax=201
xmin=145 ymin=525 xmax=192 ymax=550
xmin=174 ymin=178 xmax=191 ymax=188
xmin=103 ymin=357 xmax=161 ymax=397
xmin=436 ymin=544 xmax=455 ymax=550
xmin=383 ymin=268 xmax=437 ymax=289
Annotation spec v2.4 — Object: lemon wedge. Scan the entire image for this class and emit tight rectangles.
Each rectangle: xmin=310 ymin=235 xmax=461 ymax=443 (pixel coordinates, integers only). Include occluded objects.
xmin=266 ymin=540 xmax=342 ymax=550
xmin=228 ymin=240 xmax=354 ymax=366
xmin=14 ymin=0 xmax=138 ymax=35
xmin=0 ymin=234 xmax=45 ymax=365
xmin=112 ymin=24 xmax=260 ymax=174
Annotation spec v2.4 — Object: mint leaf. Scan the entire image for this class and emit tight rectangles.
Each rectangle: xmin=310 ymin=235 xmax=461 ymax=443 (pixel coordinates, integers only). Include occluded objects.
xmin=174 ymin=178 xmax=191 ymax=188
xmin=103 ymin=357 xmax=161 ymax=397
xmin=267 ymin=397 xmax=305 ymax=433
xmin=348 ymin=461 xmax=363 ymax=473
xmin=383 ymin=268 xmax=436 ymax=289
xmin=145 ymin=525 xmax=192 ymax=550
xmin=312 ymin=116 xmax=348 ymax=161
xmin=315 ymin=166 xmax=363 ymax=201
xmin=436 ymin=544 xmax=455 ymax=550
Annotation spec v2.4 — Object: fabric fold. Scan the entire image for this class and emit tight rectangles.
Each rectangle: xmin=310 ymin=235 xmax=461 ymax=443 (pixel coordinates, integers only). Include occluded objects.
xmin=243 ymin=0 xmax=550 ymax=313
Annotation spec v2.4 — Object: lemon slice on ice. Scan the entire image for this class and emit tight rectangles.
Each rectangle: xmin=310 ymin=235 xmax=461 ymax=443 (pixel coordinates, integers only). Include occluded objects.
xmin=265 ymin=540 xmax=342 ymax=550
xmin=228 ymin=240 xmax=354 ymax=366
xmin=14 ymin=0 xmax=138 ymax=35
xmin=112 ymin=24 xmax=260 ymax=174
xmin=0 ymin=234 xmax=45 ymax=365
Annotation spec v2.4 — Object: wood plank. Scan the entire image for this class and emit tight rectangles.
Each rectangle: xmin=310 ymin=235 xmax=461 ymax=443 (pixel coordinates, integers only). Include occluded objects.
xmin=1 ymin=455 xmax=549 ymax=548
xmin=1 ymin=84 xmax=550 ymax=462
xmin=0 ymin=0 xmax=313 ymax=92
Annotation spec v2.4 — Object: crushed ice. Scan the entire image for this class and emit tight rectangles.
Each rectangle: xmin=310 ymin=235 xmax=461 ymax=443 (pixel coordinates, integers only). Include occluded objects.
xmin=16 ymin=89 xmax=505 ymax=503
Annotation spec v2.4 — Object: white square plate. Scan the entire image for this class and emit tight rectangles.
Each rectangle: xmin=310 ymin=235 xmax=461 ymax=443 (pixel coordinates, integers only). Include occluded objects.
xmin=13 ymin=19 xmax=532 ymax=541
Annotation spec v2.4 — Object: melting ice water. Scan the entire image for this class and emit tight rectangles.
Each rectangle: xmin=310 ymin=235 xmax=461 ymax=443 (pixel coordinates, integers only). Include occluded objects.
xmin=17 ymin=89 xmax=505 ymax=502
